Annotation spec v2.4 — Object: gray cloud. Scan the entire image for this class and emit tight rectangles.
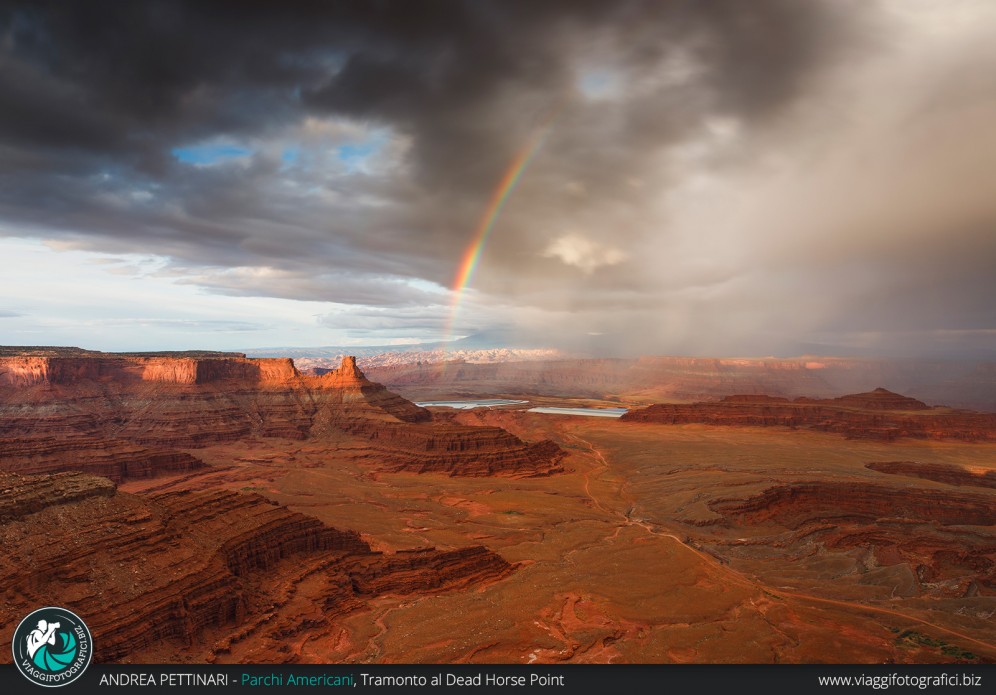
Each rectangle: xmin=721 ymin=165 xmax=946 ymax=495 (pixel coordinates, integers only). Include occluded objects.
xmin=91 ymin=318 xmax=268 ymax=332
xmin=321 ymin=306 xmax=449 ymax=333
xmin=0 ymin=1 xmax=993 ymax=357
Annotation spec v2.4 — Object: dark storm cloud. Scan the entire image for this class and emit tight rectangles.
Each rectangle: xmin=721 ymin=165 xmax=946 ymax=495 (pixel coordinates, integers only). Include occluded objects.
xmin=0 ymin=0 xmax=848 ymax=267
xmin=2 ymin=1 xmax=993 ymax=355
xmin=301 ymin=0 xmax=854 ymax=243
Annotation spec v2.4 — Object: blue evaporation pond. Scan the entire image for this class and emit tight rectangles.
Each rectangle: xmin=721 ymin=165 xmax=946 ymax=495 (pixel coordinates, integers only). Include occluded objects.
xmin=415 ymin=399 xmax=529 ymax=410
xmin=526 ymin=407 xmax=628 ymax=418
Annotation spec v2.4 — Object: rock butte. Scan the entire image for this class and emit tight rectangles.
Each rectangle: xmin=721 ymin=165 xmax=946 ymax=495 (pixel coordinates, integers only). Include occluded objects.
xmin=0 ymin=353 xmax=565 ymax=480
xmin=621 ymin=389 xmax=996 ymax=441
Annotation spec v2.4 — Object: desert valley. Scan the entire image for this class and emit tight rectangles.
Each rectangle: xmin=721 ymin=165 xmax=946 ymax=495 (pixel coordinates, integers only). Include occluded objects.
xmin=3 ymin=2 xmax=996 ymax=681
xmin=0 ymin=347 xmax=993 ymax=665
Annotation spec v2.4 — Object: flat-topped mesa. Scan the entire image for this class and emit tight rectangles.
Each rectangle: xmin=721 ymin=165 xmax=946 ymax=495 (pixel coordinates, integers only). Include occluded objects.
xmin=622 ymin=388 xmax=996 ymax=441
xmin=828 ymin=387 xmax=930 ymax=411
xmin=710 ymin=482 xmax=996 ymax=528
xmin=0 ymin=351 xmax=561 ymax=478
xmin=720 ymin=389 xmax=927 ymax=410
xmin=0 ymin=355 xmax=301 ymax=387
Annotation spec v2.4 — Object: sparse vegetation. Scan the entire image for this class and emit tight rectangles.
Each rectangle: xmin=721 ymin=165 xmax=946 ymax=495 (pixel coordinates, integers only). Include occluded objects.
xmin=896 ymin=630 xmax=978 ymax=661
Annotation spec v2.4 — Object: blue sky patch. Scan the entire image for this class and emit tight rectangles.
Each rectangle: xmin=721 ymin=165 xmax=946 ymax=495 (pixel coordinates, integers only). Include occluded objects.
xmin=337 ymin=133 xmax=387 ymax=173
xmin=172 ymin=143 xmax=253 ymax=165
xmin=281 ymin=146 xmax=300 ymax=165
xmin=578 ymin=69 xmax=619 ymax=100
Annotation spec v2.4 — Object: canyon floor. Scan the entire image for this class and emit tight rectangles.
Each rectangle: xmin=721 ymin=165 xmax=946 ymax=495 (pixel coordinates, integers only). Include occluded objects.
xmin=119 ymin=409 xmax=996 ymax=664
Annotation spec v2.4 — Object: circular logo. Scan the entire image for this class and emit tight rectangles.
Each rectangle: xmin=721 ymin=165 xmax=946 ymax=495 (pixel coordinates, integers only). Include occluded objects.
xmin=12 ymin=607 xmax=92 ymax=688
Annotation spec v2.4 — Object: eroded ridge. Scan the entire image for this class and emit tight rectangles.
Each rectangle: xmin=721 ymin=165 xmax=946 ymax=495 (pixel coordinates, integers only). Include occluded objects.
xmin=0 ymin=472 xmax=515 ymax=663
xmin=622 ymin=388 xmax=996 ymax=441
xmin=867 ymin=461 xmax=996 ymax=490
xmin=708 ymin=481 xmax=995 ymax=598
xmin=0 ymin=470 xmax=115 ymax=521
xmin=710 ymin=482 xmax=996 ymax=528
xmin=0 ymin=352 xmax=564 ymax=479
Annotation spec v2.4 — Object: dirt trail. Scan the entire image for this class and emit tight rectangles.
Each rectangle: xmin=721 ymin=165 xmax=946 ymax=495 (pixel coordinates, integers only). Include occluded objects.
xmin=562 ymin=430 xmax=996 ymax=658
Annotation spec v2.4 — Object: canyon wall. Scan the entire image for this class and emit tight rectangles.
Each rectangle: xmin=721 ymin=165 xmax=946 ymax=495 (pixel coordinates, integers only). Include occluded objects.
xmin=0 ymin=353 xmax=563 ymax=479
xmin=0 ymin=471 xmax=515 ymax=662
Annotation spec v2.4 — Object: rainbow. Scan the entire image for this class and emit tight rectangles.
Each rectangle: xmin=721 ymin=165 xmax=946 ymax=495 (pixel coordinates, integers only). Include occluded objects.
xmin=443 ymin=114 xmax=557 ymax=347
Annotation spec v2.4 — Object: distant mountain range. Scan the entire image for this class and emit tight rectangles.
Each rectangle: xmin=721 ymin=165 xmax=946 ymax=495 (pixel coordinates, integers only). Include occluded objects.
xmin=242 ymin=330 xmax=567 ymax=363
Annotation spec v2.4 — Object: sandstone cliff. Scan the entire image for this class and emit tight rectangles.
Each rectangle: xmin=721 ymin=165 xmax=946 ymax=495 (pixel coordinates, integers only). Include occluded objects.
xmin=0 ymin=472 xmax=515 ymax=663
xmin=0 ymin=352 xmax=563 ymax=479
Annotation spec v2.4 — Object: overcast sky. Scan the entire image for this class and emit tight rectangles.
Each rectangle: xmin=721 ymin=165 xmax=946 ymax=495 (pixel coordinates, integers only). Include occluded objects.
xmin=1 ymin=0 xmax=995 ymax=357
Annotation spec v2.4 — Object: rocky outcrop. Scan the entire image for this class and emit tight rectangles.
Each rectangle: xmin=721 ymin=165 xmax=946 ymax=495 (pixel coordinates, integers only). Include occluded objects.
xmin=371 ymin=429 xmax=565 ymax=478
xmin=0 ymin=437 xmax=205 ymax=482
xmin=0 ymin=472 xmax=515 ymax=663
xmin=818 ymin=527 xmax=995 ymax=596
xmin=311 ymin=355 xmax=431 ymax=427
xmin=710 ymin=482 xmax=996 ymax=528
xmin=707 ymin=481 xmax=996 ymax=597
xmin=347 ymin=546 xmax=514 ymax=596
xmin=0 ymin=471 xmax=115 ymax=521
xmin=0 ymin=352 xmax=562 ymax=479
xmin=622 ymin=389 xmax=996 ymax=441
xmin=867 ymin=461 xmax=996 ymax=490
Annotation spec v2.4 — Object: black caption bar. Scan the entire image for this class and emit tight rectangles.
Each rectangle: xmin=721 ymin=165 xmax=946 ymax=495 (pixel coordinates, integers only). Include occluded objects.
xmin=0 ymin=664 xmax=990 ymax=695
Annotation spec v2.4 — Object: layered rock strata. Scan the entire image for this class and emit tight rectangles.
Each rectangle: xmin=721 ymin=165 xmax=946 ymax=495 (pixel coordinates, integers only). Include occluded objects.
xmin=0 ymin=352 xmax=563 ymax=479
xmin=867 ymin=461 xmax=996 ymax=490
xmin=708 ymin=481 xmax=996 ymax=597
xmin=352 ymin=423 xmax=565 ymax=477
xmin=0 ymin=472 xmax=514 ymax=662
xmin=622 ymin=389 xmax=996 ymax=441
xmin=0 ymin=437 xmax=205 ymax=482
xmin=710 ymin=482 xmax=996 ymax=528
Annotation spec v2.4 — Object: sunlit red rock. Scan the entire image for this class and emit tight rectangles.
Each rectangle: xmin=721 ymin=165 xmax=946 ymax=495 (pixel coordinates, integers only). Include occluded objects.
xmin=621 ymin=388 xmax=996 ymax=441
xmin=0 ymin=471 xmax=514 ymax=663
xmin=0 ymin=352 xmax=563 ymax=479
